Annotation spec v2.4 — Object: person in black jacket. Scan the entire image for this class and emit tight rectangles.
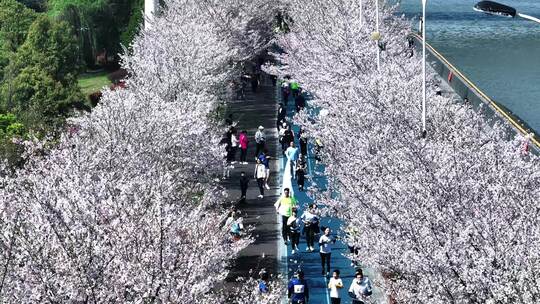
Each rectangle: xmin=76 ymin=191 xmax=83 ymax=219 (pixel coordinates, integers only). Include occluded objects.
xmin=277 ymin=103 xmax=287 ymax=130
xmin=239 ymin=171 xmax=249 ymax=203
xmin=298 ymin=129 xmax=308 ymax=157
xmin=295 ymin=91 xmax=306 ymax=112
xmin=296 ymin=156 xmax=307 ymax=191
xmin=282 ymin=126 xmax=295 ymax=155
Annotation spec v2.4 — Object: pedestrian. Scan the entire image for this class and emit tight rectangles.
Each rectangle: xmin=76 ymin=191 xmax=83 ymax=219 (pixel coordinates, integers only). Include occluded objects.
xmin=521 ymin=133 xmax=534 ymax=155
xmin=257 ymin=150 xmax=271 ymax=189
xmin=301 ymin=203 xmax=319 ymax=252
xmin=314 ymin=138 xmax=323 ymax=162
xmin=298 ymin=130 xmax=308 ymax=157
xmin=345 ymin=225 xmax=360 ymax=267
xmin=319 ymin=227 xmax=336 ymax=276
xmin=285 ymin=142 xmax=299 ymax=178
xmin=254 ymin=159 xmax=266 ymax=198
xmin=296 ymin=155 xmax=307 ymax=191
xmin=279 ymin=122 xmax=287 ymax=153
xmin=274 ymin=188 xmax=297 ymax=244
xmin=407 ymin=35 xmax=414 ymax=48
xmin=282 ymin=125 xmax=295 ymax=155
xmin=328 ymin=269 xmax=344 ymax=304
xmin=287 ymin=208 xmax=301 ymax=254
xmin=239 ymin=130 xmax=249 ymax=164
xmin=225 ymin=210 xmax=244 ymax=241
xmin=251 ymin=72 xmax=259 ymax=93
xmin=288 ymin=270 xmax=309 ymax=304
xmin=290 ymin=80 xmax=300 ymax=98
xmin=222 ymin=154 xmax=231 ymax=179
xmin=295 ymin=90 xmax=306 ymax=112
xmin=281 ymin=79 xmax=290 ymax=104
xmin=230 ymin=129 xmax=239 ymax=163
xmin=348 ymin=269 xmax=373 ymax=304
xmin=255 ymin=126 xmax=266 ymax=157
xmin=225 ymin=113 xmax=234 ymax=126
xmin=239 ymin=171 xmax=249 ymax=203
xmin=277 ymin=103 xmax=287 ymax=130
xmin=258 ymin=269 xmax=269 ymax=293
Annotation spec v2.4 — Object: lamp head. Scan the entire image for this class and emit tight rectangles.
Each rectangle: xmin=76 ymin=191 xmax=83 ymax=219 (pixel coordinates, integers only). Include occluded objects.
xmin=473 ymin=1 xmax=516 ymax=18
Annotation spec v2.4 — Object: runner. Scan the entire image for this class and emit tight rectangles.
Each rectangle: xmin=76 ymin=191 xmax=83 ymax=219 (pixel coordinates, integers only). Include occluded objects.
xmin=319 ymin=227 xmax=336 ymax=277
xmin=295 ymin=89 xmax=306 ymax=112
xmin=296 ymin=155 xmax=307 ymax=191
xmin=298 ymin=130 xmax=308 ymax=157
xmin=274 ymin=188 xmax=297 ymax=244
xmin=277 ymin=102 xmax=287 ymax=130
xmin=290 ymin=79 xmax=300 ymax=98
xmin=279 ymin=122 xmax=287 ymax=154
xmin=282 ymin=125 xmax=295 ymax=155
xmin=328 ymin=269 xmax=344 ymax=304
xmin=287 ymin=208 xmax=301 ymax=254
xmin=348 ymin=269 xmax=373 ymax=304
xmin=301 ymin=204 xmax=319 ymax=252
xmin=288 ymin=270 xmax=309 ymax=304
xmin=285 ymin=142 xmax=299 ymax=179
xmin=281 ymin=78 xmax=290 ymax=105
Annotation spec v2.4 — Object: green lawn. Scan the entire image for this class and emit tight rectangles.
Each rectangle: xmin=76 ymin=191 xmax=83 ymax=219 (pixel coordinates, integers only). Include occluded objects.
xmin=78 ymin=71 xmax=111 ymax=96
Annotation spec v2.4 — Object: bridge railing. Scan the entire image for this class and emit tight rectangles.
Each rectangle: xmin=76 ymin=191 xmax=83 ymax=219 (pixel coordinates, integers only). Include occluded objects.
xmin=411 ymin=33 xmax=539 ymax=155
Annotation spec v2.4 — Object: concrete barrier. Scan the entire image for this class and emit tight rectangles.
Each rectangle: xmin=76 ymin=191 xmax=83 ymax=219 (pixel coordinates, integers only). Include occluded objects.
xmin=411 ymin=33 xmax=539 ymax=155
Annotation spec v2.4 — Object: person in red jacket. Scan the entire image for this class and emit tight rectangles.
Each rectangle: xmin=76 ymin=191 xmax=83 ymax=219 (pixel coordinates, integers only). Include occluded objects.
xmin=239 ymin=130 xmax=249 ymax=164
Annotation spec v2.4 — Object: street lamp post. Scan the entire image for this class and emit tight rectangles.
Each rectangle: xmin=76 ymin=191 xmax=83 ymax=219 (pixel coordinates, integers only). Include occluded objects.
xmin=360 ymin=0 xmax=363 ymax=27
xmin=421 ymin=0 xmax=427 ymax=138
xmin=473 ymin=1 xmax=540 ymax=24
xmin=376 ymin=0 xmax=380 ymax=71
xmin=145 ymin=0 xmax=158 ymax=30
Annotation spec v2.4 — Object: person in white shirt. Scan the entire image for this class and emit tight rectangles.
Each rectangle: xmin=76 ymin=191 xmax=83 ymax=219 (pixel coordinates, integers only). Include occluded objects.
xmin=328 ymin=269 xmax=344 ymax=304
xmin=301 ymin=204 xmax=319 ymax=252
xmin=348 ymin=269 xmax=373 ymax=304
xmin=287 ymin=208 xmax=301 ymax=254
xmin=254 ymin=159 xmax=267 ymax=198
xmin=254 ymin=126 xmax=266 ymax=157
xmin=319 ymin=227 xmax=336 ymax=276
xmin=230 ymin=130 xmax=239 ymax=164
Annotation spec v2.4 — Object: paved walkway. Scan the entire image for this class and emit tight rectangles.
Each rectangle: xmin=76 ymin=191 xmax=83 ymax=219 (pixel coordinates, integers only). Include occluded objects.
xmin=221 ymin=71 xmax=388 ymax=303
xmin=277 ymin=88 xmax=387 ymax=304
xmin=224 ymin=74 xmax=281 ymax=280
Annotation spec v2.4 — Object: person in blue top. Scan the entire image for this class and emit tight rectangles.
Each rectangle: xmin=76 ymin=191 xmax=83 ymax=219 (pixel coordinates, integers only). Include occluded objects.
xmin=288 ymin=269 xmax=309 ymax=304
xmin=257 ymin=149 xmax=271 ymax=189
xmin=285 ymin=141 xmax=299 ymax=178
xmin=258 ymin=269 xmax=269 ymax=293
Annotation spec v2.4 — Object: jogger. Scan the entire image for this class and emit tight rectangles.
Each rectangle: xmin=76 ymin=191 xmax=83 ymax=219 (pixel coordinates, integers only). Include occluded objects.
xmin=274 ymin=188 xmax=297 ymax=244
xmin=319 ymin=227 xmax=335 ymax=276
xmin=287 ymin=208 xmax=301 ymax=254
xmin=301 ymin=204 xmax=319 ymax=251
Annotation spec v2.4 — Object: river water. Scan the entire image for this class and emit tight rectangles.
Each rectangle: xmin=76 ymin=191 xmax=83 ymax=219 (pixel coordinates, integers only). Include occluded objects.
xmin=395 ymin=0 xmax=540 ymax=134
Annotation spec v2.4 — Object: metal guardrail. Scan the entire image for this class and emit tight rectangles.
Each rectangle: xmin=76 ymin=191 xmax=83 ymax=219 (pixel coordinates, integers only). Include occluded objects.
xmin=411 ymin=33 xmax=539 ymax=154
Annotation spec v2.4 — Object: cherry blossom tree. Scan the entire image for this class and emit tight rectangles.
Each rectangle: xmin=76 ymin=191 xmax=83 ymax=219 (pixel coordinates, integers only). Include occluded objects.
xmin=274 ymin=0 xmax=540 ymax=303
xmin=0 ymin=0 xmax=285 ymax=302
